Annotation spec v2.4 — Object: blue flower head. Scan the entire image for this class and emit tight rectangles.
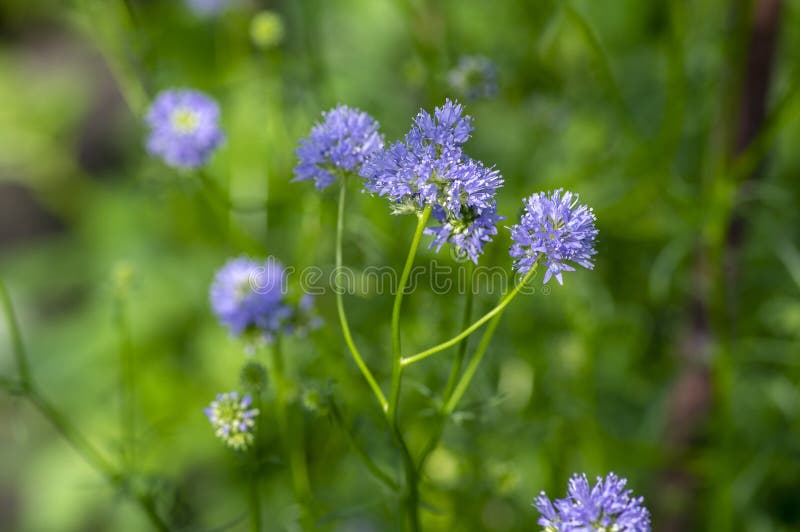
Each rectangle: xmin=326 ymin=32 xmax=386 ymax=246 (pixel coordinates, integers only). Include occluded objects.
xmin=533 ymin=472 xmax=651 ymax=532
xmin=204 ymin=392 xmax=259 ymax=450
xmin=509 ymin=189 xmax=598 ymax=284
xmin=146 ymin=89 xmax=224 ymax=169
xmin=361 ymin=99 xmax=503 ymax=262
xmin=448 ymin=55 xmax=499 ymax=101
xmin=294 ymin=105 xmax=384 ymax=189
xmin=186 ymin=0 xmax=228 ymax=17
xmin=209 ymin=257 xmax=292 ymax=338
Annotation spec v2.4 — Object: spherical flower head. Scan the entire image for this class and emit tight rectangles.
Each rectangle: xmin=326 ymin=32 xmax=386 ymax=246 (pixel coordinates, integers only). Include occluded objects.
xmin=146 ymin=89 xmax=224 ymax=170
xmin=362 ymin=100 xmax=503 ymax=262
xmin=448 ymin=55 xmax=499 ymax=101
xmin=294 ymin=105 xmax=384 ymax=189
xmin=533 ymin=472 xmax=651 ymax=532
xmin=361 ymin=99 xmax=475 ymax=207
xmin=509 ymin=189 xmax=598 ymax=285
xmin=209 ymin=257 xmax=292 ymax=337
xmin=204 ymin=392 xmax=259 ymax=450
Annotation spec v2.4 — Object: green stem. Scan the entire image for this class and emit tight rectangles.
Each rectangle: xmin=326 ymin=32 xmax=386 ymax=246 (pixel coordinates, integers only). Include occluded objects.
xmin=248 ymin=473 xmax=261 ymax=532
xmin=442 ymin=310 xmax=503 ymax=415
xmin=330 ymin=402 xmax=399 ymax=491
xmin=269 ymin=340 xmax=313 ymax=514
xmin=0 ymin=277 xmax=31 ymax=390
xmin=114 ymin=291 xmax=135 ymax=471
xmin=402 ymin=264 xmax=537 ymax=366
xmin=0 ymin=276 xmax=170 ymax=532
xmin=388 ymin=206 xmax=432 ymax=425
xmin=335 ymin=180 xmax=388 ymax=411
xmin=441 ymin=263 xmax=474 ymax=405
xmin=416 ymin=265 xmax=475 ymax=473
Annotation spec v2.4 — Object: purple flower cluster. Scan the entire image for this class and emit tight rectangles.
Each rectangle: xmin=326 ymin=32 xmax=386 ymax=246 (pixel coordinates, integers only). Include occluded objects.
xmin=534 ymin=473 xmax=651 ymax=532
xmin=145 ymin=89 xmax=224 ymax=169
xmin=448 ymin=55 xmax=499 ymax=101
xmin=204 ymin=392 xmax=259 ymax=450
xmin=361 ymin=99 xmax=503 ymax=263
xmin=294 ymin=105 xmax=384 ymax=189
xmin=209 ymin=257 xmax=292 ymax=338
xmin=509 ymin=189 xmax=598 ymax=284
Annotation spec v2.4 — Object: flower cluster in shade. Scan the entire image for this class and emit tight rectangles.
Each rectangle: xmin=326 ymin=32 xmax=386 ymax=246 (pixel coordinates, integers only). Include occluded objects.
xmin=448 ymin=55 xmax=499 ymax=101
xmin=361 ymin=99 xmax=503 ymax=263
xmin=204 ymin=392 xmax=259 ymax=450
xmin=534 ymin=473 xmax=651 ymax=532
xmin=509 ymin=189 xmax=598 ymax=284
xmin=294 ymin=105 xmax=384 ymax=189
xmin=145 ymin=89 xmax=224 ymax=170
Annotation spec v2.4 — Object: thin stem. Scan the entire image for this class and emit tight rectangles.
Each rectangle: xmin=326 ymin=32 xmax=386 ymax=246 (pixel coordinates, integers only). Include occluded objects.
xmin=249 ymin=388 xmax=263 ymax=532
xmin=268 ymin=340 xmax=313 ymax=513
xmin=441 ymin=263 xmax=474 ymax=405
xmin=248 ymin=473 xmax=261 ymax=532
xmin=388 ymin=206 xmax=432 ymax=425
xmin=335 ymin=180 xmax=388 ymax=411
xmin=402 ymin=264 xmax=538 ymax=366
xmin=114 ymin=290 xmax=135 ymax=471
xmin=0 ymin=276 xmax=31 ymax=390
xmin=443 ymin=310 xmax=503 ymax=415
xmin=329 ymin=402 xmax=399 ymax=491
xmin=0 ymin=276 xmax=170 ymax=531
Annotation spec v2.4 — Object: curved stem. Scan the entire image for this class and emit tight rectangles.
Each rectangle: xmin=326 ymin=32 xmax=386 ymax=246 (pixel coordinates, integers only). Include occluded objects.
xmin=401 ymin=264 xmax=537 ymax=367
xmin=335 ymin=181 xmax=388 ymax=411
xmin=388 ymin=207 xmax=432 ymax=425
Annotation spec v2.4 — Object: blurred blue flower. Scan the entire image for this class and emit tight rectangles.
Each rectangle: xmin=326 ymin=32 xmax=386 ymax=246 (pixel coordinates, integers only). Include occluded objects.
xmin=204 ymin=392 xmax=259 ymax=450
xmin=362 ymin=99 xmax=503 ymax=262
xmin=448 ymin=55 xmax=499 ymax=101
xmin=145 ymin=89 xmax=224 ymax=169
xmin=509 ymin=189 xmax=598 ymax=284
xmin=209 ymin=257 xmax=291 ymax=338
xmin=294 ymin=105 xmax=384 ymax=189
xmin=534 ymin=472 xmax=651 ymax=532
xmin=186 ymin=0 xmax=229 ymax=17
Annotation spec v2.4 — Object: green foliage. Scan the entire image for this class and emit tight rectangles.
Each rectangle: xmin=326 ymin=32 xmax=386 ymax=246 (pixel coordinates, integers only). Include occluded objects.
xmin=1 ymin=0 xmax=800 ymax=530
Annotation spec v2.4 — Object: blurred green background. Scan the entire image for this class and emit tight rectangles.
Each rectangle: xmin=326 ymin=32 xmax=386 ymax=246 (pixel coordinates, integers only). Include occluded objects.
xmin=1 ymin=0 xmax=800 ymax=530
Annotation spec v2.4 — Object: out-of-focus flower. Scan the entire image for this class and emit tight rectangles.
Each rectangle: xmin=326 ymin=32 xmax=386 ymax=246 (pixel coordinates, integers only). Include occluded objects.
xmin=145 ymin=89 xmax=224 ymax=169
xmin=209 ymin=257 xmax=291 ymax=337
xmin=204 ymin=392 xmax=259 ymax=450
xmin=533 ymin=472 xmax=651 ymax=532
xmin=250 ymin=11 xmax=285 ymax=49
xmin=294 ymin=106 xmax=384 ymax=189
xmin=186 ymin=0 xmax=228 ymax=17
xmin=447 ymin=55 xmax=498 ymax=101
xmin=240 ymin=361 xmax=268 ymax=393
xmin=361 ymin=99 xmax=503 ymax=262
xmin=509 ymin=189 xmax=598 ymax=284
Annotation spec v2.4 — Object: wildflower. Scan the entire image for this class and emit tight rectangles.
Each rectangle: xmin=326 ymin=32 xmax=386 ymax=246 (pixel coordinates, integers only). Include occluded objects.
xmin=204 ymin=392 xmax=259 ymax=450
xmin=361 ymin=99 xmax=503 ymax=262
xmin=250 ymin=11 xmax=285 ymax=49
xmin=447 ymin=55 xmax=499 ymax=101
xmin=533 ymin=472 xmax=651 ymax=532
xmin=294 ymin=106 xmax=384 ymax=189
xmin=145 ymin=89 xmax=224 ymax=169
xmin=209 ymin=257 xmax=291 ymax=338
xmin=186 ymin=0 xmax=228 ymax=17
xmin=509 ymin=189 xmax=598 ymax=284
